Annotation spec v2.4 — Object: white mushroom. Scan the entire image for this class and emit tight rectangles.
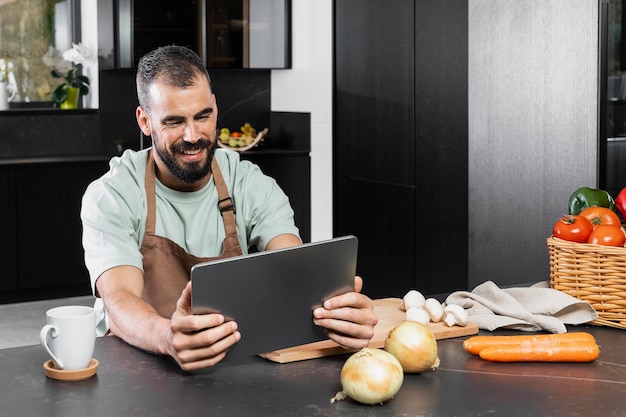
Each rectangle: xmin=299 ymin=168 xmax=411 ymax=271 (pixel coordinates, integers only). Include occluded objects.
xmin=443 ymin=304 xmax=468 ymax=327
xmin=401 ymin=290 xmax=425 ymax=311
xmin=424 ymin=298 xmax=445 ymax=322
xmin=405 ymin=306 xmax=430 ymax=325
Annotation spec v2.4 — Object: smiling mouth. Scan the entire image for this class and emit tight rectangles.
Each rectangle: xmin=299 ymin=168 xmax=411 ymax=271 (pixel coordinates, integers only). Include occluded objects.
xmin=182 ymin=148 xmax=202 ymax=155
xmin=177 ymin=147 xmax=205 ymax=163
xmin=172 ymin=138 xmax=213 ymax=156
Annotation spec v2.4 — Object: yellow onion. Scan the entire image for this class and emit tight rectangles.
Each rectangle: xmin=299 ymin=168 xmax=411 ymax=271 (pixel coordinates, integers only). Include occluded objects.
xmin=384 ymin=321 xmax=440 ymax=373
xmin=331 ymin=348 xmax=404 ymax=405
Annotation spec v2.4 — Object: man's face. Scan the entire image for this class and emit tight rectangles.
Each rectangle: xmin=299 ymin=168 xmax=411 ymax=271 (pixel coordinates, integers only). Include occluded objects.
xmin=138 ymin=75 xmax=218 ymax=190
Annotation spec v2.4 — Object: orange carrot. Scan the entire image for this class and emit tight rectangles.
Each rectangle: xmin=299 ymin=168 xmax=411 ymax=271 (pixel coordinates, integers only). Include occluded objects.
xmin=463 ymin=332 xmax=597 ymax=356
xmin=478 ymin=342 xmax=599 ymax=363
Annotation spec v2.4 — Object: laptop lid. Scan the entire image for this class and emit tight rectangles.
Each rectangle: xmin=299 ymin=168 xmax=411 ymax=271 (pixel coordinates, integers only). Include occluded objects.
xmin=190 ymin=235 xmax=358 ymax=361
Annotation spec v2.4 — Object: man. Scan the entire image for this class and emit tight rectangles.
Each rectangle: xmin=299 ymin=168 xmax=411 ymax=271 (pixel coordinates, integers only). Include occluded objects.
xmin=81 ymin=45 xmax=377 ymax=371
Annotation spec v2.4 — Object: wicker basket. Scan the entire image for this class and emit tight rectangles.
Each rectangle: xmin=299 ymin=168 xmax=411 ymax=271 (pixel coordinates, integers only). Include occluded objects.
xmin=547 ymin=236 xmax=626 ymax=329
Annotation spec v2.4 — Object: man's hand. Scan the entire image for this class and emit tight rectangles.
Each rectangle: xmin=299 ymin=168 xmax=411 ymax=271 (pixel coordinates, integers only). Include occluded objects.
xmin=169 ymin=281 xmax=241 ymax=371
xmin=312 ymin=276 xmax=378 ymax=349
xmin=98 ymin=266 xmax=240 ymax=372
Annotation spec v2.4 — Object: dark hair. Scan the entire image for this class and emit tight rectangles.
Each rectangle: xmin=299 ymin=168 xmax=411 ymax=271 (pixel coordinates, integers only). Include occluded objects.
xmin=136 ymin=45 xmax=212 ymax=110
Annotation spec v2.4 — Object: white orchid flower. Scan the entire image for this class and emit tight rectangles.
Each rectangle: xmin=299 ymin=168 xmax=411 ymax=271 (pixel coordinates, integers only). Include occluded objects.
xmin=62 ymin=43 xmax=92 ymax=67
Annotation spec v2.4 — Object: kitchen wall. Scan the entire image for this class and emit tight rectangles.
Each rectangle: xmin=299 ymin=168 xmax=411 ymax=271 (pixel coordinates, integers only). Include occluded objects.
xmin=98 ymin=0 xmax=603 ymax=290
xmin=6 ymin=1 xmax=600 ymax=293
xmin=468 ymin=0 xmax=599 ymax=287
xmin=271 ymin=0 xmax=333 ymax=241
xmin=315 ymin=0 xmax=598 ymax=290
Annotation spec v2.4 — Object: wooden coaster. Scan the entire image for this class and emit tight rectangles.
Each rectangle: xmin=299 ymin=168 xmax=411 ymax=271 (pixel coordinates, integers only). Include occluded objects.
xmin=43 ymin=358 xmax=99 ymax=381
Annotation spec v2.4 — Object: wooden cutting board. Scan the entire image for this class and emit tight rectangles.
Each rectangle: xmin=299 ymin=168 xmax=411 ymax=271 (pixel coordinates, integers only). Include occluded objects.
xmin=259 ymin=297 xmax=478 ymax=363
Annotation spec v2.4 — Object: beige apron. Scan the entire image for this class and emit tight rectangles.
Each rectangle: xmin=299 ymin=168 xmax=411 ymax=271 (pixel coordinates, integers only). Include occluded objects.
xmin=140 ymin=150 xmax=243 ymax=318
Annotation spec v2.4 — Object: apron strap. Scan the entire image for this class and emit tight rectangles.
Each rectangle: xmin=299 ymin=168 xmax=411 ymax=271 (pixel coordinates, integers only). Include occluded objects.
xmin=211 ymin=157 xmax=238 ymax=238
xmin=145 ymin=150 xmax=157 ymax=235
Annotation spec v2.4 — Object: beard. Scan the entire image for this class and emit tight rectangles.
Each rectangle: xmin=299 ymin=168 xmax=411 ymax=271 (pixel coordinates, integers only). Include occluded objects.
xmin=153 ymin=132 xmax=217 ymax=184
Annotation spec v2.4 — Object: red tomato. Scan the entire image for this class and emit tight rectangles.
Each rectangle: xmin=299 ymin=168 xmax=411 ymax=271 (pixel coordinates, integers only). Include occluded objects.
xmin=579 ymin=207 xmax=621 ymax=229
xmin=552 ymin=215 xmax=593 ymax=243
xmin=587 ymin=225 xmax=626 ymax=247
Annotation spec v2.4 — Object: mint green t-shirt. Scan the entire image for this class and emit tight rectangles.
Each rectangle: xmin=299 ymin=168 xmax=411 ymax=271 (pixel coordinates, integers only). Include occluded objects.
xmin=81 ymin=147 xmax=300 ymax=296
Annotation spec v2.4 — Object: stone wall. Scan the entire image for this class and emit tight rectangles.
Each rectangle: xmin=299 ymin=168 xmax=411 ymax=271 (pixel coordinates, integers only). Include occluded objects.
xmin=0 ymin=0 xmax=69 ymax=102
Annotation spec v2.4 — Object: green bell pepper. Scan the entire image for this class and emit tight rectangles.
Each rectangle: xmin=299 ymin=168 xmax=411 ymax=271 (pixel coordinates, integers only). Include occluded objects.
xmin=568 ymin=187 xmax=615 ymax=215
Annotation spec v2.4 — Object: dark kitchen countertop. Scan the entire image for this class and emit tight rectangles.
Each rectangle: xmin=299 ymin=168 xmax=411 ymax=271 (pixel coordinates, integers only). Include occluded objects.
xmin=0 ymin=154 xmax=114 ymax=166
xmin=1 ymin=324 xmax=625 ymax=417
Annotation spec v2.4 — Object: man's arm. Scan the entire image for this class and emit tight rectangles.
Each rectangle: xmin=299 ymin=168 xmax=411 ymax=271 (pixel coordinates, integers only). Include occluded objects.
xmin=265 ymin=233 xmax=302 ymax=250
xmin=96 ymin=266 xmax=240 ymax=370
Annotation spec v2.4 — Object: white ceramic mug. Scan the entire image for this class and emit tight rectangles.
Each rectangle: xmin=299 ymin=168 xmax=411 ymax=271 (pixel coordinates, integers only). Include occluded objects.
xmin=40 ymin=306 xmax=96 ymax=370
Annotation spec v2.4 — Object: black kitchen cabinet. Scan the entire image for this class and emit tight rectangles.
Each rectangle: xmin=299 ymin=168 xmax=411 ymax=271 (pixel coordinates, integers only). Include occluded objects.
xmin=0 ymin=159 xmax=110 ymax=303
xmin=241 ymin=111 xmax=311 ymax=243
xmin=334 ymin=0 xmax=415 ymax=186
xmin=0 ymin=169 xmax=18 ymax=293
xmin=335 ymin=177 xmax=415 ymax=296
xmin=242 ymin=150 xmax=310 ymax=243
xmin=334 ymin=0 xmax=468 ymax=298
xmin=133 ymin=0 xmax=201 ymax=66
xmin=98 ymin=0 xmax=291 ymax=69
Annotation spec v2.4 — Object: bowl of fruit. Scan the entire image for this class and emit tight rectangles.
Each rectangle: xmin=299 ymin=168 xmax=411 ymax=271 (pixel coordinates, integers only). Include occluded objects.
xmin=218 ymin=123 xmax=268 ymax=152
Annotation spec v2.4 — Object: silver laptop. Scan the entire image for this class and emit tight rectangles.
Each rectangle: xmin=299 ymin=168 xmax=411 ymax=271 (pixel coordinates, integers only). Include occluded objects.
xmin=190 ymin=235 xmax=358 ymax=360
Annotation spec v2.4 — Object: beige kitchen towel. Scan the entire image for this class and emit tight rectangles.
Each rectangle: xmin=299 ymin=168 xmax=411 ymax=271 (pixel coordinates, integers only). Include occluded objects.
xmin=445 ymin=281 xmax=598 ymax=333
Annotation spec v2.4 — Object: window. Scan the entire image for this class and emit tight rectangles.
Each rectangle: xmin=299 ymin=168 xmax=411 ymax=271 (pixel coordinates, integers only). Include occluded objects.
xmin=0 ymin=0 xmax=77 ymax=105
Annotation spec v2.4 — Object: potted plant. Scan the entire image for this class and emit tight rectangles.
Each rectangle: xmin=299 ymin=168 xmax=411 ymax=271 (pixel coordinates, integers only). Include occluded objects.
xmin=50 ymin=43 xmax=91 ymax=109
